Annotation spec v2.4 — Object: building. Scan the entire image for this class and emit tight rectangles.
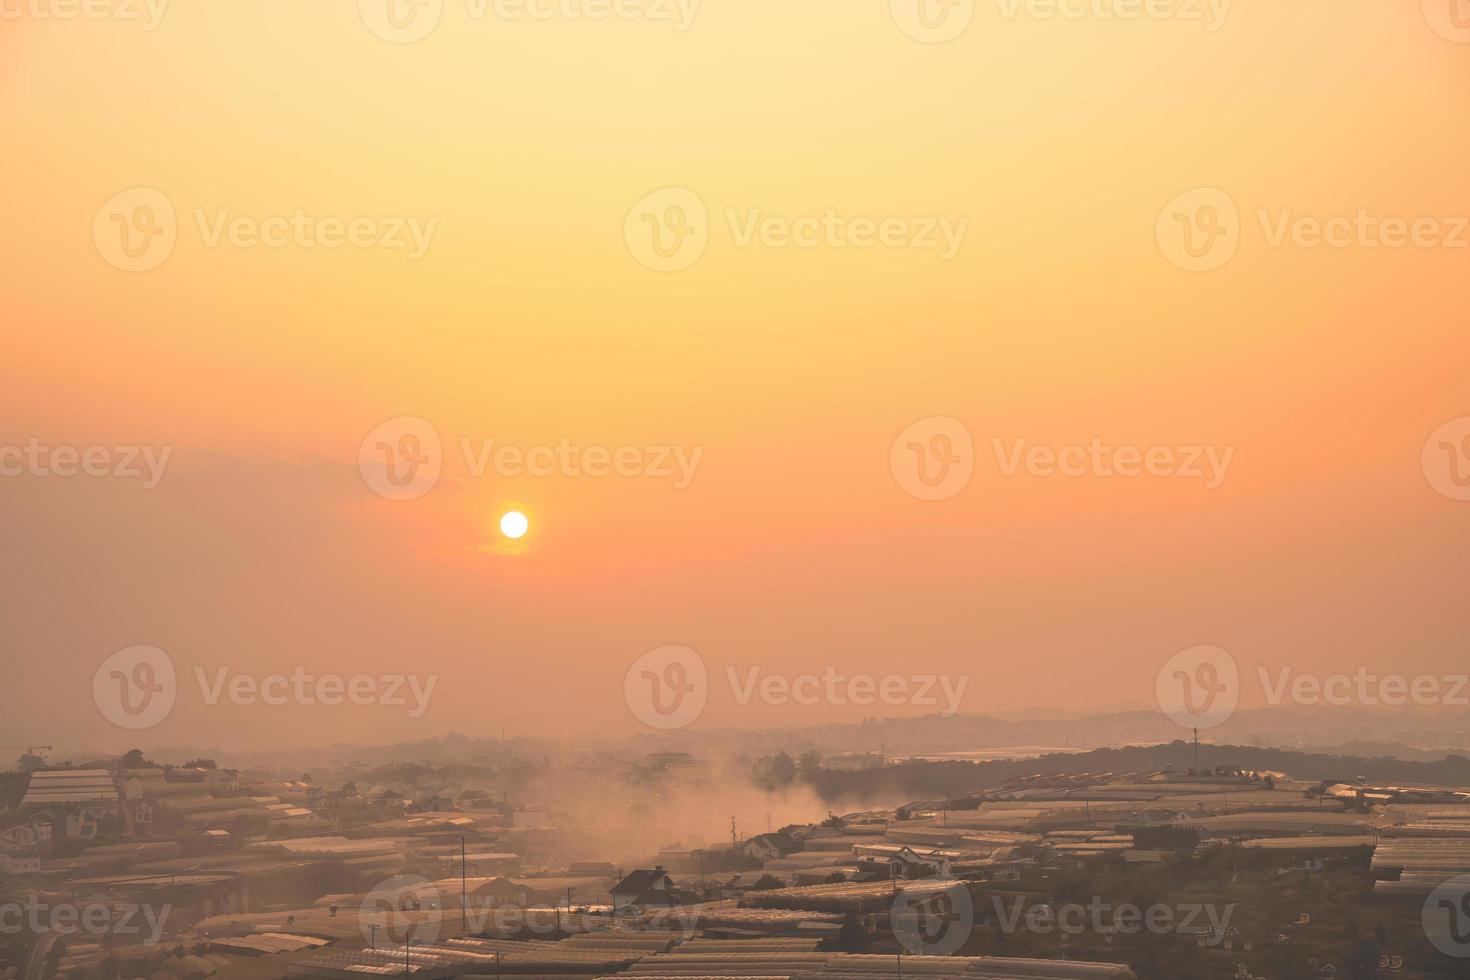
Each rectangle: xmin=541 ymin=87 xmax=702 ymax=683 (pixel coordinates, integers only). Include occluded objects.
xmin=744 ymin=831 xmax=799 ymax=862
xmin=20 ymin=770 xmax=125 ymax=839
xmin=612 ymin=866 xmax=676 ymax=910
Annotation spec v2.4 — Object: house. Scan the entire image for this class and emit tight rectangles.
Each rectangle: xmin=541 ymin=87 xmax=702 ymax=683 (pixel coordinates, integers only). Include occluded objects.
xmin=611 ymin=866 xmax=676 ymax=910
xmin=431 ymin=875 xmax=529 ymax=909
xmin=743 ymin=831 xmax=798 ymax=862
xmin=854 ymin=845 xmax=944 ymax=879
xmin=208 ymin=769 xmax=242 ymax=793
xmin=462 ymin=851 xmax=522 ymax=875
xmin=0 ymin=825 xmax=41 ymax=875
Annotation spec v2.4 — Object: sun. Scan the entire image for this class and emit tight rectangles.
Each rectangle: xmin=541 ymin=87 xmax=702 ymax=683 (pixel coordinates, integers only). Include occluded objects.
xmin=499 ymin=511 xmax=529 ymax=540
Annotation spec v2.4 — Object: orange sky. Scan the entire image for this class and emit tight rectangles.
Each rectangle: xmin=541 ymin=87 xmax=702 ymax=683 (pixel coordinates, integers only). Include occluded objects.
xmin=2 ymin=1 xmax=1468 ymax=751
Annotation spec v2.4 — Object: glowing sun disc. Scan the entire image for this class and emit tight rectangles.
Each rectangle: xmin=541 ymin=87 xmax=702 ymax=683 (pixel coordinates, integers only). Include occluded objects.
xmin=500 ymin=511 xmax=529 ymax=539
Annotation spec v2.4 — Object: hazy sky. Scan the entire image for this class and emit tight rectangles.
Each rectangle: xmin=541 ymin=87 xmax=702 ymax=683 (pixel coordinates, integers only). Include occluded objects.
xmin=2 ymin=1 xmax=1467 ymax=752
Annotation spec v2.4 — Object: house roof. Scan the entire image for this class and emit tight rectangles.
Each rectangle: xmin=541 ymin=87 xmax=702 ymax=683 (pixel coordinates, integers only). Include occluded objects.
xmin=612 ymin=868 xmax=671 ymax=894
xmin=21 ymin=770 xmax=120 ymax=806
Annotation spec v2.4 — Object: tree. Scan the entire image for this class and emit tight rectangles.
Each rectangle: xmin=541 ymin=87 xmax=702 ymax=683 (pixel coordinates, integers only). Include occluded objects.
xmin=798 ymin=750 xmax=823 ymax=773
xmin=182 ymin=758 xmax=217 ymax=770
xmin=751 ymin=752 xmax=799 ymax=790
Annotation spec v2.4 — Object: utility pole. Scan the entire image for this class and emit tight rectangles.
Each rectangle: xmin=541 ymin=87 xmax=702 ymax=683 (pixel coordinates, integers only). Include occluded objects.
xmin=1193 ymin=728 xmax=1200 ymax=773
xmin=730 ymin=815 xmax=737 ymax=849
xmin=461 ymin=835 xmax=468 ymax=933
